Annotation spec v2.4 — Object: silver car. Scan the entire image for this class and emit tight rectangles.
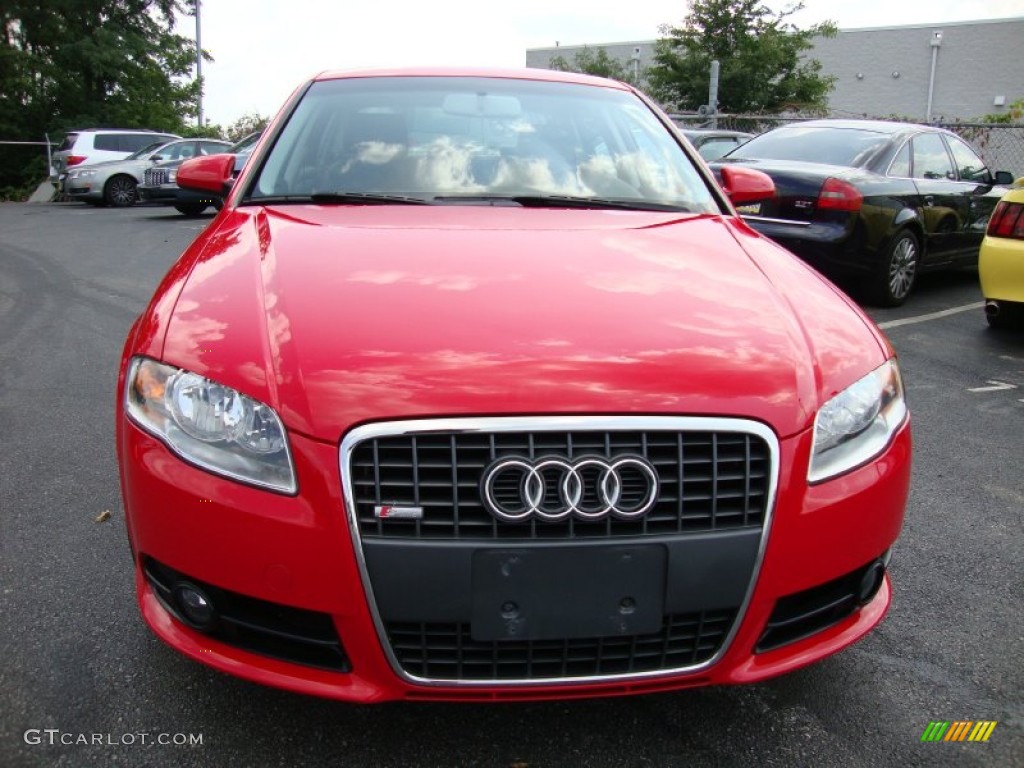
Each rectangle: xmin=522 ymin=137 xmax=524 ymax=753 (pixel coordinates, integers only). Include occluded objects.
xmin=677 ymin=129 xmax=754 ymax=161
xmin=64 ymin=138 xmax=231 ymax=207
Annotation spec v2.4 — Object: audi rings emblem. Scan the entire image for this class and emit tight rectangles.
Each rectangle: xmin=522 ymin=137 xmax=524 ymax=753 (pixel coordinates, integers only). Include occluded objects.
xmin=480 ymin=454 xmax=659 ymax=523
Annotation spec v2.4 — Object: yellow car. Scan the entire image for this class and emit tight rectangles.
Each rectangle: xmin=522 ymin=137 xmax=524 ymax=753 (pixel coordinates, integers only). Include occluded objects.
xmin=981 ymin=179 xmax=1024 ymax=328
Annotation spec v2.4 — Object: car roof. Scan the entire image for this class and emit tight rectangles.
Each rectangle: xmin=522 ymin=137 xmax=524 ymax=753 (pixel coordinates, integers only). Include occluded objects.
xmin=63 ymin=128 xmax=175 ymax=135
xmin=680 ymin=129 xmax=754 ymax=138
xmin=162 ymin=137 xmax=228 ymax=145
xmin=312 ymin=66 xmax=633 ymax=91
xmin=780 ymin=118 xmax=946 ymax=135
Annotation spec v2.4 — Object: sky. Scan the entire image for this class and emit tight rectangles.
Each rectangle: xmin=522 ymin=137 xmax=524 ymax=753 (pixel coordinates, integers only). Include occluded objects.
xmin=184 ymin=0 xmax=1024 ymax=127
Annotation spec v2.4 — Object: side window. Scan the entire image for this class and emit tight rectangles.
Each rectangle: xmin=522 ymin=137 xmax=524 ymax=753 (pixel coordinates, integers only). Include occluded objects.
xmin=120 ymin=134 xmax=155 ymax=152
xmin=945 ymin=136 xmax=990 ymax=182
xmin=911 ymin=133 xmax=955 ymax=180
xmin=888 ymin=141 xmax=911 ymax=177
xmin=166 ymin=143 xmax=191 ymax=160
xmin=94 ymin=134 xmax=120 ymax=151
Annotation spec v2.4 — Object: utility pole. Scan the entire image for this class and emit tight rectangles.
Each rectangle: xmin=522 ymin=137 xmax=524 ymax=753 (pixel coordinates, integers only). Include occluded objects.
xmin=926 ymin=32 xmax=941 ymax=123
xmin=708 ymin=60 xmax=720 ymax=129
xmin=196 ymin=0 xmax=203 ymax=127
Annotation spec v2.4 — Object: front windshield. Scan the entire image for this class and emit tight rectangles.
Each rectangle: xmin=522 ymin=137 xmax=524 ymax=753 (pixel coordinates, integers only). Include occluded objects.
xmin=248 ymin=76 xmax=717 ymax=212
xmin=128 ymin=140 xmax=172 ymax=160
xmin=728 ymin=125 xmax=889 ymax=168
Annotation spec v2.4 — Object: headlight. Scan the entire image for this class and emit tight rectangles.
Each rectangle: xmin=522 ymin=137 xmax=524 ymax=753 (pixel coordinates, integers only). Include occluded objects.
xmin=125 ymin=357 xmax=296 ymax=493
xmin=167 ymin=169 xmax=177 ymax=182
xmin=809 ymin=359 xmax=907 ymax=483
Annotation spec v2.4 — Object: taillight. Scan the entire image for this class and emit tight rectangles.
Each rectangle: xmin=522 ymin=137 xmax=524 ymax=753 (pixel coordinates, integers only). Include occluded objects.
xmin=818 ymin=177 xmax=863 ymax=212
xmin=66 ymin=155 xmax=87 ymax=167
xmin=987 ymin=201 xmax=1024 ymax=239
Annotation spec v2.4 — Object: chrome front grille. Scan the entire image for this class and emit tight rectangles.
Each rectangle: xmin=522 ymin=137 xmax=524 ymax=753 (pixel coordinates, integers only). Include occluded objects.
xmin=145 ymin=168 xmax=170 ymax=185
xmin=341 ymin=417 xmax=778 ymax=685
xmin=349 ymin=425 xmax=772 ymax=540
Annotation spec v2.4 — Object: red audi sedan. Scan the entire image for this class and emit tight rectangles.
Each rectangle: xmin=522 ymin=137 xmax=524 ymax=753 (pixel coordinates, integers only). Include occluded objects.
xmin=117 ymin=68 xmax=911 ymax=703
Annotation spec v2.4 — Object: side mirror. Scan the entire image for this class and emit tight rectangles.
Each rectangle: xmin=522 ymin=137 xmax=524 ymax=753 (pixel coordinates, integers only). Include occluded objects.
xmin=993 ymin=170 xmax=1015 ymax=186
xmin=178 ymin=154 xmax=236 ymax=195
xmin=718 ymin=165 xmax=775 ymax=206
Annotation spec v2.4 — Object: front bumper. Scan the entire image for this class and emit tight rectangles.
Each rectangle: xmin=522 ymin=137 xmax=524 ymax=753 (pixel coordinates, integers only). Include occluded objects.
xmin=138 ymin=183 xmax=219 ymax=207
xmin=137 ymin=183 xmax=178 ymax=203
xmin=118 ymin=414 xmax=911 ymax=702
xmin=65 ymin=180 xmax=102 ymax=202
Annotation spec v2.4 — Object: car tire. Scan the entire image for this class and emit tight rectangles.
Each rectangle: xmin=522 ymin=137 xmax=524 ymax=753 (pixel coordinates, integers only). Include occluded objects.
xmin=869 ymin=230 xmax=920 ymax=307
xmin=174 ymin=203 xmax=208 ymax=216
xmin=104 ymin=175 xmax=138 ymax=207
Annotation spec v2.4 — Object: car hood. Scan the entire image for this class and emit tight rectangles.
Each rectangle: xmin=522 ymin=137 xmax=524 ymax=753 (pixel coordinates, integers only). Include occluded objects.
xmin=157 ymin=206 xmax=887 ymax=441
xmin=151 ymin=158 xmax=188 ymax=170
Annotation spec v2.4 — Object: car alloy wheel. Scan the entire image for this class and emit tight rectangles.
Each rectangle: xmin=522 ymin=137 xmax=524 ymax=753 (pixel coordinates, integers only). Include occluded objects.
xmin=871 ymin=230 xmax=919 ymax=307
xmin=104 ymin=175 xmax=137 ymax=207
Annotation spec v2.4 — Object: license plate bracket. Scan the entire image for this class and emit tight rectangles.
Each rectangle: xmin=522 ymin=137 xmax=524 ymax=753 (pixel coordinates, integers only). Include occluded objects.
xmin=471 ymin=545 xmax=666 ymax=642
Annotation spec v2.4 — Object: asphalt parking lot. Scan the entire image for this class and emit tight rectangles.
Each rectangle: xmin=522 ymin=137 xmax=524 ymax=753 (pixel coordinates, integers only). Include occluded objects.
xmin=0 ymin=202 xmax=1021 ymax=768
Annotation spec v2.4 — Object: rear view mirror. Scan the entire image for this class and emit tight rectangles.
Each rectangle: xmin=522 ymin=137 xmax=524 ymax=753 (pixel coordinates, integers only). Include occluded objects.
xmin=178 ymin=154 xmax=236 ymax=195
xmin=443 ymin=93 xmax=522 ymax=118
xmin=718 ymin=165 xmax=775 ymax=206
xmin=993 ymin=170 xmax=1015 ymax=185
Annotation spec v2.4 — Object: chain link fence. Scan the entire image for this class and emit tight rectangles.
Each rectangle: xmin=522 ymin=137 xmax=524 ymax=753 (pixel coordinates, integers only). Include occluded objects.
xmin=669 ymin=115 xmax=1024 ymax=179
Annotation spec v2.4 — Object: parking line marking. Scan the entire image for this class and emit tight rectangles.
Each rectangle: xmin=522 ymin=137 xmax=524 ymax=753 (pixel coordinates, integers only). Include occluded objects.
xmin=877 ymin=302 xmax=984 ymax=329
xmin=967 ymin=381 xmax=1017 ymax=393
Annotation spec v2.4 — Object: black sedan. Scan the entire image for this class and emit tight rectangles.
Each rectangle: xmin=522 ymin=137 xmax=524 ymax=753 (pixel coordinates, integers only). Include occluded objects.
xmin=713 ymin=119 xmax=1014 ymax=305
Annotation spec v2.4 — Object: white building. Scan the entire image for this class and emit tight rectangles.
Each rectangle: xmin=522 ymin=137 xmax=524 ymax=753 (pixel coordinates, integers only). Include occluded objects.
xmin=526 ymin=17 xmax=1024 ymax=122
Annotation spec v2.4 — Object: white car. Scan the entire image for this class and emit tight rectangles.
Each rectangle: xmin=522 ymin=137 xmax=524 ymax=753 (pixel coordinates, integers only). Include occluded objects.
xmin=52 ymin=129 xmax=179 ymax=189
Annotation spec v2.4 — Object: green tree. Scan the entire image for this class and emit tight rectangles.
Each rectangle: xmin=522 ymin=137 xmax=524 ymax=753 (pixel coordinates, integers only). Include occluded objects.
xmin=179 ymin=121 xmax=226 ymax=139
xmin=1 ymin=1 xmax=205 ymax=194
xmin=549 ymin=46 xmax=640 ymax=86
xmin=225 ymin=111 xmax=270 ymax=142
xmin=978 ymin=97 xmax=1024 ymax=124
xmin=647 ymin=0 xmax=836 ymax=114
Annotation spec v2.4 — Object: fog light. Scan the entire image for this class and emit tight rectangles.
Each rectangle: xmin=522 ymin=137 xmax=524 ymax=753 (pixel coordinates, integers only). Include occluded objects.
xmin=173 ymin=583 xmax=216 ymax=629
xmin=857 ymin=561 xmax=886 ymax=604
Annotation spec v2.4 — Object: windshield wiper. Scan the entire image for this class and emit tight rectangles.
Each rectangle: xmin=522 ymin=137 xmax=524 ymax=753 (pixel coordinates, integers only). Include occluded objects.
xmin=251 ymin=192 xmax=687 ymax=211
xmin=310 ymin=192 xmax=432 ymax=205
xmin=246 ymin=192 xmax=431 ymax=206
xmin=433 ymin=194 xmax=690 ymax=212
